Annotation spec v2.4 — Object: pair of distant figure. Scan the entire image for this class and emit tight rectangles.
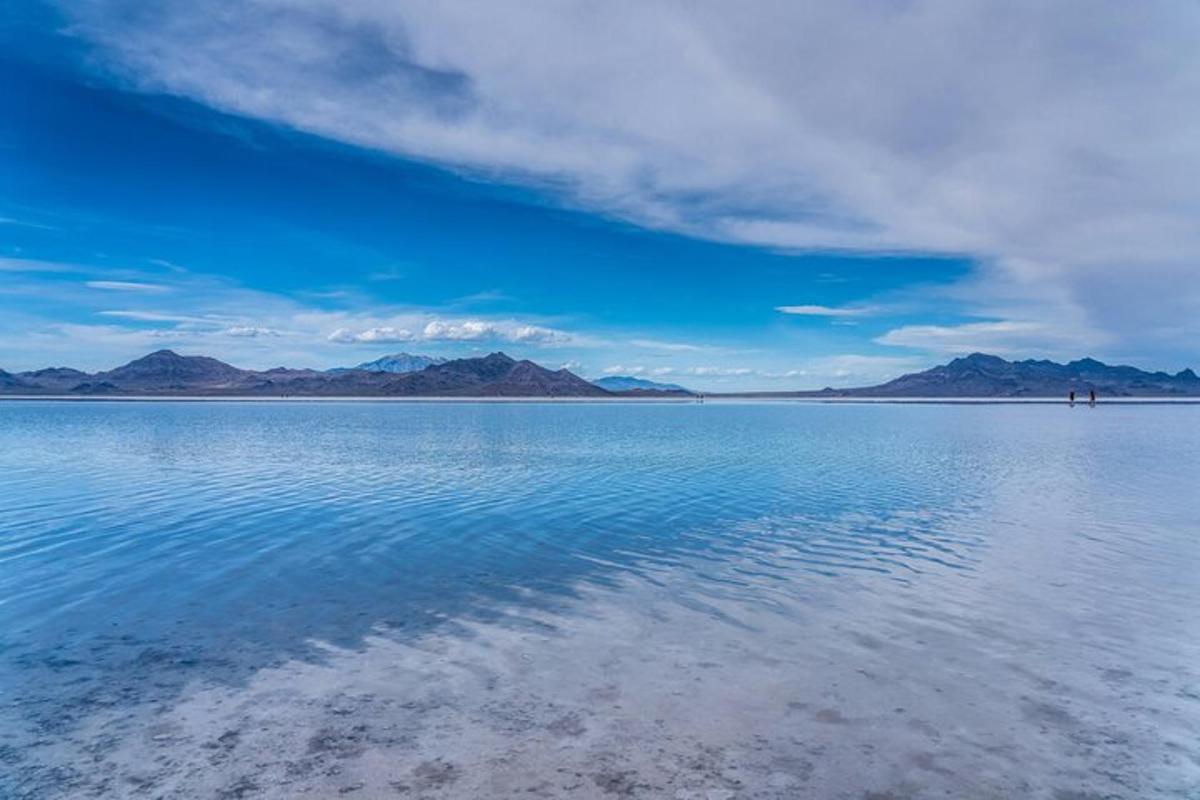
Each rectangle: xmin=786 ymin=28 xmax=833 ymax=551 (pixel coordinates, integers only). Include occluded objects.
xmin=1068 ymin=390 xmax=1096 ymax=407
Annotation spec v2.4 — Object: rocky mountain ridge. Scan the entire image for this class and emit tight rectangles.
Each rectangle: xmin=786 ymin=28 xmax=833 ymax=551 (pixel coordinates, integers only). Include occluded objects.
xmin=0 ymin=350 xmax=613 ymax=397
xmin=800 ymin=353 xmax=1200 ymax=398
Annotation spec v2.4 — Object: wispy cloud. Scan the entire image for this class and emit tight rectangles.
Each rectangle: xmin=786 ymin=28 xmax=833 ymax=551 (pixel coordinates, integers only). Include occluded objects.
xmin=684 ymin=366 xmax=753 ymax=377
xmin=147 ymin=258 xmax=188 ymax=273
xmin=366 ymin=264 xmax=408 ymax=282
xmin=0 ymin=216 xmax=57 ymax=231
xmin=86 ymin=280 xmax=170 ymax=293
xmin=875 ymin=320 xmax=1101 ymax=356
xmin=0 ymin=257 xmax=86 ymax=274
xmin=451 ymin=289 xmax=514 ymax=306
xmin=603 ymin=365 xmax=682 ymax=377
xmin=599 ymin=353 xmax=926 ymax=388
xmin=99 ymin=310 xmax=216 ymax=324
xmin=629 ymin=338 xmax=707 ymax=352
xmin=775 ymin=304 xmax=878 ymax=317
xmin=604 ymin=364 xmax=757 ymax=378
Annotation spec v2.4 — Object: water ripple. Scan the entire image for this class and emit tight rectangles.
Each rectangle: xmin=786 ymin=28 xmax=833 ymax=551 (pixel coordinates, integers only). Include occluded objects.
xmin=1 ymin=401 xmax=1199 ymax=797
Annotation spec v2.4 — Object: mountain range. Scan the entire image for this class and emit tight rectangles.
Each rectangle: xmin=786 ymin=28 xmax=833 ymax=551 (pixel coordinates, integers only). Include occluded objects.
xmin=784 ymin=353 xmax=1200 ymax=398
xmin=0 ymin=350 xmax=614 ymax=397
xmin=1 ymin=350 xmax=1197 ymax=398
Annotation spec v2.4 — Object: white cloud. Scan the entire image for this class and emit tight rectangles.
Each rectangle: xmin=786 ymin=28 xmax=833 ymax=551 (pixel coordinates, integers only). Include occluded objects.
xmin=422 ymin=320 xmax=491 ymax=341
xmin=86 ymin=280 xmax=170 ymax=293
xmin=512 ymin=324 xmax=570 ymax=343
xmin=775 ymin=304 xmax=877 ymax=317
xmin=224 ymin=325 xmax=281 ymax=338
xmin=328 ymin=326 xmax=414 ymax=343
xmin=421 ymin=319 xmax=572 ymax=343
xmin=54 ymin=1 xmax=1200 ymax=360
xmin=328 ymin=319 xmax=573 ymax=345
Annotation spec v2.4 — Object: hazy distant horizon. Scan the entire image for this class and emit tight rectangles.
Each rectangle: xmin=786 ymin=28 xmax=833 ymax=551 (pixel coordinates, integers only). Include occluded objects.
xmin=3 ymin=2 xmax=1200 ymax=388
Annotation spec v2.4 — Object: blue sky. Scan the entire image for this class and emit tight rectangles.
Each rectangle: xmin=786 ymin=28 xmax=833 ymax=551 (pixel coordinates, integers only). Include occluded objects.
xmin=2 ymin=2 xmax=1197 ymax=389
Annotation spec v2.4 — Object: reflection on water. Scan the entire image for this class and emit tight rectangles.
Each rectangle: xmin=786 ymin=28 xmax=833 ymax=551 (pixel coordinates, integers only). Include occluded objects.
xmin=1 ymin=401 xmax=1198 ymax=798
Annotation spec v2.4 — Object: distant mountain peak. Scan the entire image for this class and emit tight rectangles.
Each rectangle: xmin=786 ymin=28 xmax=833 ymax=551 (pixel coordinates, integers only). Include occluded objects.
xmin=950 ymin=352 xmax=1007 ymax=367
xmin=345 ymin=352 xmax=447 ymax=374
xmin=135 ymin=349 xmax=181 ymax=361
xmin=98 ymin=349 xmax=246 ymax=388
xmin=377 ymin=351 xmax=607 ymax=397
xmin=593 ymin=375 xmax=692 ymax=394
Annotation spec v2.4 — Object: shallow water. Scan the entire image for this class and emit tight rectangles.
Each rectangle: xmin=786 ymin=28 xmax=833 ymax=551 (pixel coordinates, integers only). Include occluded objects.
xmin=1 ymin=400 xmax=1198 ymax=798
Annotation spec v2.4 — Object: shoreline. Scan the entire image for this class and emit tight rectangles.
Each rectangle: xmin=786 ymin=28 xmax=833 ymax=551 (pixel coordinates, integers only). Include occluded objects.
xmin=1 ymin=394 xmax=1198 ymax=405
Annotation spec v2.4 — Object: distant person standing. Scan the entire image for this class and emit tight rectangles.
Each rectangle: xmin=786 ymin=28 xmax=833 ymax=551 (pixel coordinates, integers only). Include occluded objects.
xmin=1089 ymin=389 xmax=1096 ymax=407
xmin=1069 ymin=390 xmax=1076 ymax=406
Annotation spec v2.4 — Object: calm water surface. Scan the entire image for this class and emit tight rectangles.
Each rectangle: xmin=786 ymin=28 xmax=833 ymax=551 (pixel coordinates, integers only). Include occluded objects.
xmin=1 ymin=401 xmax=1198 ymax=798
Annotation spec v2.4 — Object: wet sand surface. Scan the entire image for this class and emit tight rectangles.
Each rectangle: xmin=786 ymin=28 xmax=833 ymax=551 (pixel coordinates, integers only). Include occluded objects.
xmin=2 ymin=402 xmax=1199 ymax=798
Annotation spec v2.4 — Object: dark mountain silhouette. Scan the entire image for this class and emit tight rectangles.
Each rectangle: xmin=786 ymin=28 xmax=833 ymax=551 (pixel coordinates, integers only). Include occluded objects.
xmin=94 ymin=349 xmax=248 ymax=389
xmin=6 ymin=350 xmax=1194 ymax=398
xmin=373 ymin=353 xmax=609 ymax=397
xmin=0 ymin=350 xmax=611 ymax=397
xmin=481 ymin=359 xmax=607 ymax=397
xmin=808 ymin=353 xmax=1200 ymax=397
